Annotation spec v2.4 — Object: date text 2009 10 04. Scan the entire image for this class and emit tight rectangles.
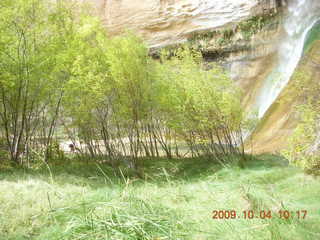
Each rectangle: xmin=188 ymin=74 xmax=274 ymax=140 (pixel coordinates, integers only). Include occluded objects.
xmin=212 ymin=210 xmax=307 ymax=220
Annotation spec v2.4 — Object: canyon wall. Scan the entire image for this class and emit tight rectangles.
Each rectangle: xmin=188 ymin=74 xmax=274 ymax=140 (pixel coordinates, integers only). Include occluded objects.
xmin=84 ymin=0 xmax=285 ymax=111
xmin=248 ymin=40 xmax=320 ymax=153
xmin=86 ymin=0 xmax=283 ymax=48
xmin=84 ymin=0 xmax=320 ymax=154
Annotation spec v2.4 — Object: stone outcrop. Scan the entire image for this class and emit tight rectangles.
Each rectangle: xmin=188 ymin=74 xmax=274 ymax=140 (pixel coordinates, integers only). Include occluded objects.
xmin=247 ymin=40 xmax=320 ymax=153
xmin=85 ymin=0 xmax=283 ymax=48
xmin=83 ymin=0 xmax=303 ymax=153
xmin=83 ymin=0 xmax=285 ymax=113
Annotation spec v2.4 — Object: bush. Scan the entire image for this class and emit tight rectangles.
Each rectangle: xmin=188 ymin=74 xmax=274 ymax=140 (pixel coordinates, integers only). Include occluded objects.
xmin=281 ymin=45 xmax=320 ymax=173
xmin=282 ymin=104 xmax=320 ymax=173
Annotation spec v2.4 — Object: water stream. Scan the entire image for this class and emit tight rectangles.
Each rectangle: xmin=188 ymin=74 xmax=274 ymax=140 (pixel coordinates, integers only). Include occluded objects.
xmin=255 ymin=0 xmax=320 ymax=118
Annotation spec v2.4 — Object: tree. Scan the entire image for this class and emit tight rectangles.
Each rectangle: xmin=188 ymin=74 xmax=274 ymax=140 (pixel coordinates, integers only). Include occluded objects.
xmin=153 ymin=48 xmax=245 ymax=161
xmin=0 ymin=0 xmax=83 ymax=164
xmin=0 ymin=0 xmax=247 ymax=169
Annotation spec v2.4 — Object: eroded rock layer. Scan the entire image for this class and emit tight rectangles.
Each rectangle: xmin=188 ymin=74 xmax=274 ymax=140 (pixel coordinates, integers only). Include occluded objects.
xmin=83 ymin=0 xmax=310 ymax=154
xmin=247 ymin=40 xmax=320 ymax=153
xmin=82 ymin=0 xmax=285 ymax=114
xmin=86 ymin=0 xmax=281 ymax=48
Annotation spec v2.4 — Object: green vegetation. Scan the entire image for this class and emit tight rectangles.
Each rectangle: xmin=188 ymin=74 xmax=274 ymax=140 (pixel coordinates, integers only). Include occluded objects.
xmin=282 ymin=104 xmax=320 ymax=173
xmin=187 ymin=12 xmax=279 ymax=51
xmin=239 ymin=14 xmax=277 ymax=41
xmin=0 ymin=155 xmax=319 ymax=240
xmin=0 ymin=0 xmax=248 ymax=170
xmin=0 ymin=1 xmax=319 ymax=239
xmin=303 ymin=21 xmax=320 ymax=53
xmin=282 ymin=41 xmax=320 ymax=174
xmin=282 ymin=84 xmax=320 ymax=174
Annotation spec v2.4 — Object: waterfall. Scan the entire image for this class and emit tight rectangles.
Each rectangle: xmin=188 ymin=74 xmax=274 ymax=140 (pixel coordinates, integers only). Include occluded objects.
xmin=255 ymin=0 xmax=320 ymax=118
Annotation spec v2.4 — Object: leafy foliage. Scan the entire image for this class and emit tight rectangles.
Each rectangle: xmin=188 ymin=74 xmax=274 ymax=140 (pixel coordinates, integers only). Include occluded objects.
xmin=154 ymin=48 xmax=245 ymax=160
xmin=281 ymin=47 xmax=320 ymax=173
xmin=0 ymin=0 xmax=247 ymax=170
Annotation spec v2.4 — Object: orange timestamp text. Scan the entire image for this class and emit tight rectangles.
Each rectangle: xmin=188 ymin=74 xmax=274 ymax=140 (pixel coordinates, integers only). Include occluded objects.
xmin=212 ymin=210 xmax=307 ymax=220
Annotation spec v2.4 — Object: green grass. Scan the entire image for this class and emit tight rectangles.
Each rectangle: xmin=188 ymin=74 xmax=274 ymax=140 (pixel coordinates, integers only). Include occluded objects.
xmin=0 ymin=155 xmax=319 ymax=240
xmin=304 ymin=21 xmax=320 ymax=54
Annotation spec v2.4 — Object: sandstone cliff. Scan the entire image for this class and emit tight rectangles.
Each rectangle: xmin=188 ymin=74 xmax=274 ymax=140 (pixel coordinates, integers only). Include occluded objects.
xmin=84 ymin=0 xmax=307 ymax=153
xmin=84 ymin=0 xmax=285 ymax=110
xmin=247 ymin=40 xmax=320 ymax=153
xmin=86 ymin=0 xmax=283 ymax=47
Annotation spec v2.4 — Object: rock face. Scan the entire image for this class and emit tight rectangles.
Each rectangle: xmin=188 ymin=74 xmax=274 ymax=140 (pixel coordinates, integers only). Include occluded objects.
xmin=83 ymin=0 xmax=295 ymax=153
xmin=247 ymin=40 xmax=320 ymax=153
xmin=80 ymin=0 xmax=320 ymax=155
xmin=83 ymin=0 xmax=285 ymax=113
xmin=86 ymin=0 xmax=282 ymax=48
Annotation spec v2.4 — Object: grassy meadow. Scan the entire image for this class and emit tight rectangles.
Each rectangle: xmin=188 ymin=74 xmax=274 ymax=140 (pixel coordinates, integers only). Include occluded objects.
xmin=0 ymin=156 xmax=319 ymax=240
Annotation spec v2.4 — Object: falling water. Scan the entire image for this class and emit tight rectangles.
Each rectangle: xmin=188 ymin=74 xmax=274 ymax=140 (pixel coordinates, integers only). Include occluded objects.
xmin=255 ymin=0 xmax=320 ymax=118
